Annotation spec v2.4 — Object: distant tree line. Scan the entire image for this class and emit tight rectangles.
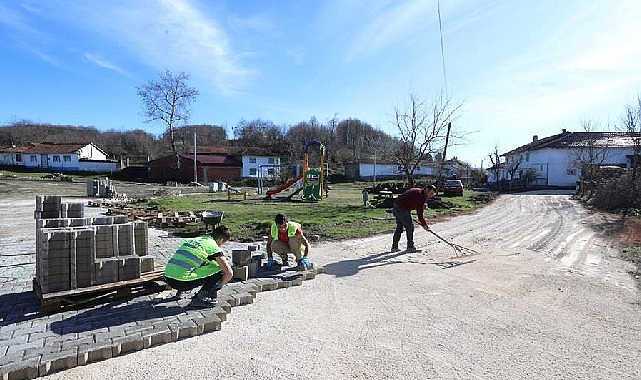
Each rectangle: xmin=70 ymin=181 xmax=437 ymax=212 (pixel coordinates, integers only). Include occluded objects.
xmin=0 ymin=118 xmax=412 ymax=170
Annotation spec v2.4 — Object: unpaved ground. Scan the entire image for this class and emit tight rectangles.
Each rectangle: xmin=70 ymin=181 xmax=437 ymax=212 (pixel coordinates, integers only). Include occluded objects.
xmin=2 ymin=179 xmax=640 ymax=379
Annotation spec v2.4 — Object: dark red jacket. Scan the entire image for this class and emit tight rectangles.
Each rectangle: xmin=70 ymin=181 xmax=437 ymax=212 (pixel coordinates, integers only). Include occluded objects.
xmin=394 ymin=188 xmax=428 ymax=226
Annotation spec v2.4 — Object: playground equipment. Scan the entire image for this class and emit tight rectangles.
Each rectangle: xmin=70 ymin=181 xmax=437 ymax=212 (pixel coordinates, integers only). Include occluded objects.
xmin=264 ymin=140 xmax=327 ymax=201
xmin=258 ymin=164 xmax=300 ymax=195
xmin=301 ymin=140 xmax=326 ymax=201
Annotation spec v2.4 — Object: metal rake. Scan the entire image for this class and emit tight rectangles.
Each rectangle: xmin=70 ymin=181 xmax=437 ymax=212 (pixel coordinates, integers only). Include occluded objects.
xmin=428 ymin=229 xmax=480 ymax=257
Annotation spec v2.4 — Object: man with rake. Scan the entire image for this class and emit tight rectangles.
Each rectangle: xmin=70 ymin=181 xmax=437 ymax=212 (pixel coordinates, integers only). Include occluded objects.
xmin=391 ymin=184 xmax=437 ymax=253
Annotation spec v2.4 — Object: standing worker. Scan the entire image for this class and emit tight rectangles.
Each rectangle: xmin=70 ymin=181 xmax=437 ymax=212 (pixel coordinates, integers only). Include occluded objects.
xmin=164 ymin=225 xmax=233 ymax=308
xmin=266 ymin=213 xmax=313 ymax=270
xmin=362 ymin=188 xmax=369 ymax=207
xmin=391 ymin=184 xmax=437 ymax=253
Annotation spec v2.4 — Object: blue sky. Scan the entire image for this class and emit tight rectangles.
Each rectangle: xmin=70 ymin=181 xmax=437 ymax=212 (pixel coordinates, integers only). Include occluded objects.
xmin=1 ymin=0 xmax=641 ymax=167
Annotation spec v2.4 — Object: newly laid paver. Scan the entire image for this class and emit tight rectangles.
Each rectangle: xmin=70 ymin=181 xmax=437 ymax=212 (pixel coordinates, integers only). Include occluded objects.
xmin=1 ymin=236 xmax=323 ymax=380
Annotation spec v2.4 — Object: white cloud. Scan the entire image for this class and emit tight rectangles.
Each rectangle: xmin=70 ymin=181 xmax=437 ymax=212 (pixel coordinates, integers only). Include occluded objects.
xmin=45 ymin=0 xmax=256 ymax=94
xmin=346 ymin=0 xmax=434 ymax=61
xmin=84 ymin=53 xmax=133 ymax=78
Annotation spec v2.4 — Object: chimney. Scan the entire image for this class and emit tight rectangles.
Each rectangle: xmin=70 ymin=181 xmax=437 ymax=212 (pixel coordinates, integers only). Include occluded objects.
xmin=562 ymin=129 xmax=567 ymax=133
xmin=533 ymin=135 xmax=538 ymax=142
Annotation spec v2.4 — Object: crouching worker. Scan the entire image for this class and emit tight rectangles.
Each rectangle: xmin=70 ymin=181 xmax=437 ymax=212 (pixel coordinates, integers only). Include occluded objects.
xmin=266 ymin=213 xmax=313 ymax=270
xmin=164 ymin=225 xmax=233 ymax=308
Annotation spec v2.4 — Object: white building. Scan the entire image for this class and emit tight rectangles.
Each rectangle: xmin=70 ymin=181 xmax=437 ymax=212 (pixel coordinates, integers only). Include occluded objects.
xmin=345 ymin=162 xmax=435 ymax=180
xmin=0 ymin=142 xmax=117 ymax=173
xmin=241 ymin=155 xmax=283 ymax=179
xmin=497 ymin=130 xmax=639 ymax=187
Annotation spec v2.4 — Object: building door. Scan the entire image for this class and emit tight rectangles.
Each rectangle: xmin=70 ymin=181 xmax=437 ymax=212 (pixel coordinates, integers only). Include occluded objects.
xmin=41 ymin=155 xmax=48 ymax=168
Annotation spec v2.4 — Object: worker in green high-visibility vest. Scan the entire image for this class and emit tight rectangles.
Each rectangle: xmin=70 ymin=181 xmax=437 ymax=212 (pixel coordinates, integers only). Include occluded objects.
xmin=164 ymin=225 xmax=233 ymax=308
xmin=266 ymin=213 xmax=313 ymax=270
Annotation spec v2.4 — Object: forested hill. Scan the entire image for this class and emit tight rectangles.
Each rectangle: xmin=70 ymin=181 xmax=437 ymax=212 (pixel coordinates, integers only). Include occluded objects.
xmin=0 ymin=119 xmax=414 ymax=166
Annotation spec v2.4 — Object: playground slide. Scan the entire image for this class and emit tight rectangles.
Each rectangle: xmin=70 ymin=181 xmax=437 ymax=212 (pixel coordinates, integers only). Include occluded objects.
xmin=266 ymin=174 xmax=304 ymax=197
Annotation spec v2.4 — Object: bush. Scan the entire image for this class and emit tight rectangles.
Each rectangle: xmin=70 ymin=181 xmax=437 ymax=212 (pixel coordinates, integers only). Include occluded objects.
xmin=586 ymin=171 xmax=641 ymax=211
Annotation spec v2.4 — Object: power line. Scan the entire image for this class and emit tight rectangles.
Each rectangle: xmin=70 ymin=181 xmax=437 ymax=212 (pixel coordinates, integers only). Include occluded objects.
xmin=436 ymin=0 xmax=447 ymax=94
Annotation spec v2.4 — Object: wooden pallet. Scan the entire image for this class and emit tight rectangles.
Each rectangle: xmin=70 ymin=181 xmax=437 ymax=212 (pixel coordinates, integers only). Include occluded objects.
xmin=33 ymin=270 xmax=167 ymax=315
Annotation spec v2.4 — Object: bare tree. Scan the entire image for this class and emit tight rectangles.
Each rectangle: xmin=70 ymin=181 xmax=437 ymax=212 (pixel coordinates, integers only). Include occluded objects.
xmin=504 ymin=158 xmax=520 ymax=191
xmin=571 ymin=120 xmax=610 ymax=195
xmin=487 ymin=145 xmax=502 ymax=187
xmin=622 ymin=98 xmax=641 ymax=181
xmin=621 ymin=98 xmax=641 ymax=205
xmin=137 ymin=70 xmax=199 ymax=170
xmin=391 ymin=93 xmax=461 ymax=186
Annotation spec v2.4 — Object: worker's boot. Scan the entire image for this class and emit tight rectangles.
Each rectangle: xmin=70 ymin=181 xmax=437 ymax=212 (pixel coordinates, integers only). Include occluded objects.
xmin=190 ymin=290 xmax=217 ymax=308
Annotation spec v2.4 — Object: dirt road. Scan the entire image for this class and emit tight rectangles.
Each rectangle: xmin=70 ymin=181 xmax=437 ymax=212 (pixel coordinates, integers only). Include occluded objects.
xmin=2 ymin=180 xmax=640 ymax=379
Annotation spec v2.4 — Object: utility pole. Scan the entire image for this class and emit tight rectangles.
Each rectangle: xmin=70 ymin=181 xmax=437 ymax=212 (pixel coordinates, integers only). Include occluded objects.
xmin=373 ymin=150 xmax=377 ymax=185
xmin=193 ymin=128 xmax=197 ymax=183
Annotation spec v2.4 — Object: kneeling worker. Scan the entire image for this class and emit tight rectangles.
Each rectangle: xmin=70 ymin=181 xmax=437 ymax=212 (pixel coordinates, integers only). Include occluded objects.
xmin=164 ymin=225 xmax=233 ymax=307
xmin=266 ymin=213 xmax=313 ymax=270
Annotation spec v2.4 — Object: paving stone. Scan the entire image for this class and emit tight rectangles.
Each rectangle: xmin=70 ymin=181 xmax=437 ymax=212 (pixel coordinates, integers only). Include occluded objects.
xmin=149 ymin=328 xmax=174 ymax=346
xmin=60 ymin=335 xmax=94 ymax=350
xmin=84 ymin=342 xmax=114 ymax=364
xmin=0 ymin=351 xmax=23 ymax=367
xmin=38 ymin=348 xmax=78 ymax=377
xmin=113 ymin=335 xmax=144 ymax=355
xmin=194 ymin=315 xmax=222 ymax=333
xmin=20 ymin=349 xmax=44 ymax=364
xmin=0 ymin=358 xmax=40 ymax=380
xmin=6 ymin=338 xmax=45 ymax=356
xmin=26 ymin=330 xmax=56 ymax=343
xmin=231 ymin=292 xmax=255 ymax=306
xmin=175 ymin=321 xmax=199 ymax=340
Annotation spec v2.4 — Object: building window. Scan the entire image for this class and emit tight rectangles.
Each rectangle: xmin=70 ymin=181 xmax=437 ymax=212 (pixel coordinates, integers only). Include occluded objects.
xmin=268 ymin=157 xmax=275 ymax=164
xmin=53 ymin=155 xmax=61 ymax=162
xmin=249 ymin=168 xmax=257 ymax=176
xmin=30 ymin=155 xmax=37 ymax=162
xmin=249 ymin=157 xmax=256 ymax=163
xmin=267 ymin=168 xmax=275 ymax=175
xmin=15 ymin=154 xmax=22 ymax=162
xmin=63 ymin=155 xmax=71 ymax=162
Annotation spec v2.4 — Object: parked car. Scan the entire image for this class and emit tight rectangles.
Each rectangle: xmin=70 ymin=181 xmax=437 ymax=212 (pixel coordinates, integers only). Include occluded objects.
xmin=443 ymin=179 xmax=464 ymax=196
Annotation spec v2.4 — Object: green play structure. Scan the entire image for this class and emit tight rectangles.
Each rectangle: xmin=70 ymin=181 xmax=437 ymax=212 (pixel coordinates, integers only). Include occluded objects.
xmin=301 ymin=140 xmax=326 ymax=201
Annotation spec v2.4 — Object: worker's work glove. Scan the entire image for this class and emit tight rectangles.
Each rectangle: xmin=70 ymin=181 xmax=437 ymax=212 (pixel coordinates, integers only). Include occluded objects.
xmin=212 ymin=282 xmax=224 ymax=291
xmin=266 ymin=258 xmax=278 ymax=268
xmin=298 ymin=257 xmax=313 ymax=270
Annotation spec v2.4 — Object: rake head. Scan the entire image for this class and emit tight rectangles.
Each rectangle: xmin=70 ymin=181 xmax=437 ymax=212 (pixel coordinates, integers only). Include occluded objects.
xmin=428 ymin=229 xmax=480 ymax=257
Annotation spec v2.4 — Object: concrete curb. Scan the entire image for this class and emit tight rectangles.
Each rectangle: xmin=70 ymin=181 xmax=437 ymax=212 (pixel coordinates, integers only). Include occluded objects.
xmin=0 ymin=267 xmax=325 ymax=380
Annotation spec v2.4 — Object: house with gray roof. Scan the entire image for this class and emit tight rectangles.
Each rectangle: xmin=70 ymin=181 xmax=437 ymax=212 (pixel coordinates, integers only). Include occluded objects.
xmin=0 ymin=142 xmax=118 ymax=173
xmin=495 ymin=129 xmax=640 ymax=188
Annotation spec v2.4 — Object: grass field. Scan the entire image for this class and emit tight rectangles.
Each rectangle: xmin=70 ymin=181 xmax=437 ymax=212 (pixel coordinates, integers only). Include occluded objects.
xmin=0 ymin=169 xmax=496 ymax=242
xmin=145 ymin=182 xmax=496 ymax=242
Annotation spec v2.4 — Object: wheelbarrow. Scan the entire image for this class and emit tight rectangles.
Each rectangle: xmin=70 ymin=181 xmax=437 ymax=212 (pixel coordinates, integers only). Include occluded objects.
xmin=201 ymin=211 xmax=224 ymax=233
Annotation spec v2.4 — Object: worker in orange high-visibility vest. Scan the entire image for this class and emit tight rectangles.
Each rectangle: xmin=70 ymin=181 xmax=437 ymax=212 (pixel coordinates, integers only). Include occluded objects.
xmin=266 ymin=213 xmax=313 ymax=270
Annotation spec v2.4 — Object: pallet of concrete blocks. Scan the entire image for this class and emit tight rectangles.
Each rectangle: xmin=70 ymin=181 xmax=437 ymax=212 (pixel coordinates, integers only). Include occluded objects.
xmin=34 ymin=196 xmax=156 ymax=293
xmin=34 ymin=195 xmax=85 ymax=219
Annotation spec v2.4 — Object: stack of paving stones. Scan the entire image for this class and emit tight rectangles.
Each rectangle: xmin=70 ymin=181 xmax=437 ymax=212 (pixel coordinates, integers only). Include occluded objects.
xmin=33 ymin=195 xmax=154 ymax=295
xmin=0 ymin=199 xmax=325 ymax=380
xmin=231 ymin=245 xmax=264 ymax=280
